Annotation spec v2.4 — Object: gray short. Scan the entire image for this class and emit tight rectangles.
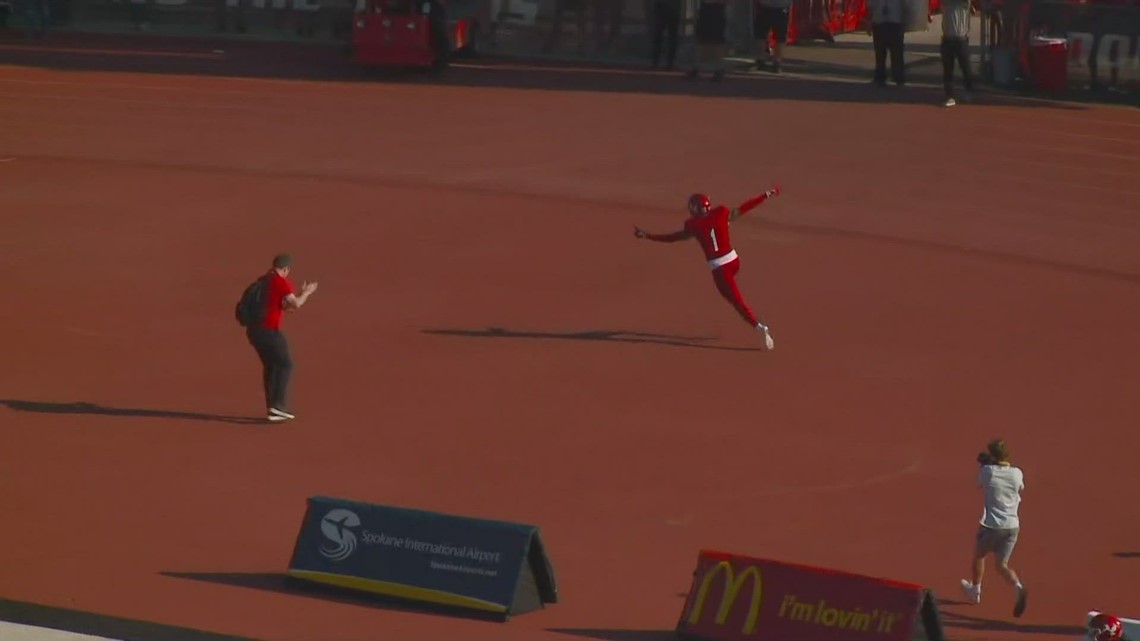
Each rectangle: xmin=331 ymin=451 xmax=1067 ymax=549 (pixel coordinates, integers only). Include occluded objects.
xmin=974 ymin=524 xmax=1019 ymax=563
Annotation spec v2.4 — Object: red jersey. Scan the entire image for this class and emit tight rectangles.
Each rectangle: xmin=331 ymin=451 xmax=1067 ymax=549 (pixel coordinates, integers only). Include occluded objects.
xmin=261 ymin=271 xmax=295 ymax=331
xmin=683 ymin=206 xmax=737 ymax=265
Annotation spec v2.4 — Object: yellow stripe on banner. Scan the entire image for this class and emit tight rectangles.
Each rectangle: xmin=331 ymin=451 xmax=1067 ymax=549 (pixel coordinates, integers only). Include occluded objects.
xmin=286 ymin=570 xmax=509 ymax=613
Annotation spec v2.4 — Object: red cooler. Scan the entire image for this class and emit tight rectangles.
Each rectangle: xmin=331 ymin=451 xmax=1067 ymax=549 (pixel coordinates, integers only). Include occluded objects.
xmin=1028 ymin=36 xmax=1068 ymax=92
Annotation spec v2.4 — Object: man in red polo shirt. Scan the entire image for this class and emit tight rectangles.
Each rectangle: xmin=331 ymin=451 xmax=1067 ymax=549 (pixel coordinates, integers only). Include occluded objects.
xmin=247 ymin=254 xmax=318 ymax=422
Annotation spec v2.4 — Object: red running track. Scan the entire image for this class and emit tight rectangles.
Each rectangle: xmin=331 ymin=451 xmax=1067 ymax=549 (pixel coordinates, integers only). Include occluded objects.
xmin=1 ymin=38 xmax=1139 ymax=641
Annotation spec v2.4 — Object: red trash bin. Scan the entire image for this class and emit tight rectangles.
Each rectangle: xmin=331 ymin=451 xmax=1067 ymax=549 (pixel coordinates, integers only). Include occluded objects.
xmin=1028 ymin=36 xmax=1068 ymax=92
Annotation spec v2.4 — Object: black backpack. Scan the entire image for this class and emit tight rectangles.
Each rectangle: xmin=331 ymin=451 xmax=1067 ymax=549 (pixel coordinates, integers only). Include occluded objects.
xmin=235 ymin=275 xmax=270 ymax=328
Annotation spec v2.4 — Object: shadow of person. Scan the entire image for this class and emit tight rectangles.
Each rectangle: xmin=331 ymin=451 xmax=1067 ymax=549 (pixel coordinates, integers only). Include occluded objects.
xmin=0 ymin=399 xmax=264 ymax=425
xmin=422 ymin=327 xmax=764 ymax=352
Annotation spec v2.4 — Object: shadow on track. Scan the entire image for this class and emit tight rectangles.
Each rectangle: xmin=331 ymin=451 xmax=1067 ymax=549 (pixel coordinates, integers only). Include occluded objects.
xmin=0 ymin=399 xmax=265 ymax=425
xmin=0 ymin=598 xmax=261 ymax=641
xmin=159 ymin=571 xmax=509 ymax=622
xmin=422 ymin=327 xmax=764 ymax=352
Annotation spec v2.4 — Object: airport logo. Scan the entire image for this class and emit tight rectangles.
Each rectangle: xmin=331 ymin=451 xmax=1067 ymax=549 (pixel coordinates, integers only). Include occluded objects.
xmin=319 ymin=508 xmax=361 ymax=562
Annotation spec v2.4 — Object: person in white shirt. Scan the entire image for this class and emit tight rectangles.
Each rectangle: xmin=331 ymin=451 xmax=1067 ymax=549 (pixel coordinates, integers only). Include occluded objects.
xmin=960 ymin=439 xmax=1028 ymax=617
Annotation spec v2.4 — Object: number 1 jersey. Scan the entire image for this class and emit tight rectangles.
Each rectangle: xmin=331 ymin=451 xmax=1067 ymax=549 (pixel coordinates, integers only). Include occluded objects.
xmin=683 ymin=205 xmax=735 ymax=263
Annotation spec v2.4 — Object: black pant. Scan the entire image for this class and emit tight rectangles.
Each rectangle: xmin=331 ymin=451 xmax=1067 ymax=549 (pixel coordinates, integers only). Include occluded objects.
xmin=651 ymin=0 xmax=680 ymax=68
xmin=872 ymin=22 xmax=905 ymax=85
xmin=247 ymin=327 xmax=292 ymax=411
xmin=941 ymin=36 xmax=973 ymax=96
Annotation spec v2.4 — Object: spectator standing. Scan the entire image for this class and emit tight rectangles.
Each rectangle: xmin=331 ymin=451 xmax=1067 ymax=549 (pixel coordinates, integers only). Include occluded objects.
xmin=688 ymin=0 xmax=728 ymax=80
xmin=650 ymin=0 xmax=681 ymax=69
xmin=869 ymin=0 xmax=906 ymax=85
xmin=960 ymin=439 xmax=1029 ymax=618
xmin=940 ymin=0 xmax=975 ymax=106
xmin=752 ymin=0 xmax=792 ymax=73
xmin=240 ymin=254 xmax=318 ymax=423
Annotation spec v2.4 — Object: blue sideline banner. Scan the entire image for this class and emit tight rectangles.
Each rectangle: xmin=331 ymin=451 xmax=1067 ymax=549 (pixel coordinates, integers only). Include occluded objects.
xmin=286 ymin=496 xmax=558 ymax=618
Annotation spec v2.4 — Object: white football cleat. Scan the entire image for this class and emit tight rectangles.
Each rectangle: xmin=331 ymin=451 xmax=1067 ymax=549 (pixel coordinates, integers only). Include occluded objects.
xmin=756 ymin=324 xmax=774 ymax=350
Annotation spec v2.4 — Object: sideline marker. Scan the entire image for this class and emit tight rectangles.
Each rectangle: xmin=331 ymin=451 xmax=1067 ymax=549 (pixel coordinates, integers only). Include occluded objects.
xmin=286 ymin=496 xmax=558 ymax=620
xmin=676 ymin=550 xmax=943 ymax=641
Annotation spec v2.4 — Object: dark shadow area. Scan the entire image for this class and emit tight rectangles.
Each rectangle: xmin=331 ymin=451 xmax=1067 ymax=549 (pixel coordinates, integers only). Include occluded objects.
xmin=422 ymin=327 xmax=764 ymax=352
xmin=0 ymin=598 xmax=260 ymax=641
xmin=0 ymin=31 xmax=1092 ymax=109
xmin=0 ymin=399 xmax=265 ymax=425
xmin=549 ymin=629 xmax=678 ymax=641
xmin=159 ymin=571 xmax=510 ymax=622
xmin=939 ymin=609 xmax=1085 ymax=636
xmin=1113 ymin=551 xmax=1140 ymax=558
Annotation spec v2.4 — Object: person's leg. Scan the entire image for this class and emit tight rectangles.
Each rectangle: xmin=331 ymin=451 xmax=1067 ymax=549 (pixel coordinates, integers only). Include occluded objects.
xmin=689 ymin=5 xmax=710 ymax=76
xmin=872 ymin=23 xmax=888 ymax=85
xmin=246 ymin=329 xmax=274 ymax=411
xmin=712 ymin=262 xmax=759 ymax=326
xmin=753 ymin=6 xmax=770 ymax=68
xmin=689 ymin=43 xmax=707 ymax=76
xmin=889 ymin=22 xmax=905 ymax=84
xmin=995 ymin=528 xmax=1028 ymax=616
xmin=961 ymin=524 xmax=992 ymax=602
xmin=770 ymin=7 xmax=787 ymax=71
xmin=651 ymin=1 xmax=665 ymax=66
xmin=711 ymin=43 xmax=726 ymax=79
xmin=712 ymin=260 xmax=772 ymax=349
xmin=956 ymin=37 xmax=974 ymax=96
xmin=708 ymin=4 xmax=726 ymax=79
xmin=664 ymin=4 xmax=679 ymax=68
xmin=941 ymin=38 xmax=957 ymax=104
xmin=267 ymin=330 xmax=294 ymax=416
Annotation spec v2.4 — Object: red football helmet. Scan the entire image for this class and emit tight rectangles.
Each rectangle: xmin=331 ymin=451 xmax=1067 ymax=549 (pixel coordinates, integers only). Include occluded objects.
xmin=1089 ymin=614 xmax=1124 ymax=641
xmin=688 ymin=193 xmax=711 ymax=217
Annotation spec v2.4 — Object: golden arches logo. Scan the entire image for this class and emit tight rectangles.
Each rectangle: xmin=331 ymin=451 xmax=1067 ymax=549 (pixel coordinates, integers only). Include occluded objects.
xmin=685 ymin=560 xmax=764 ymax=635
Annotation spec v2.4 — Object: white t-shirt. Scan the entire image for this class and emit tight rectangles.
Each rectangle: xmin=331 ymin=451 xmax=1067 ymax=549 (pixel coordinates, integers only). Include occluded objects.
xmin=978 ymin=463 xmax=1024 ymax=529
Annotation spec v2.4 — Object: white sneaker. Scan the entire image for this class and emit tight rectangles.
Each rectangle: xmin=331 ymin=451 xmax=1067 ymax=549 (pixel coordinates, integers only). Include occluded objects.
xmin=959 ymin=579 xmax=980 ymax=604
xmin=757 ymin=324 xmax=775 ymax=350
xmin=943 ymin=97 xmax=957 ymax=107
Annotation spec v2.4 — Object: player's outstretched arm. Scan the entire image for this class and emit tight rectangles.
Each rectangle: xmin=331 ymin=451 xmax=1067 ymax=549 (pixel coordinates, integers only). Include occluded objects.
xmin=728 ymin=185 xmax=781 ymax=221
xmin=634 ymin=226 xmax=691 ymax=242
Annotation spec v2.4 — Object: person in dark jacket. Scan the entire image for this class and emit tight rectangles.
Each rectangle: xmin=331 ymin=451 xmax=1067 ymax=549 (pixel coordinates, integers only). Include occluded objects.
xmin=650 ymin=0 xmax=681 ymax=69
xmin=869 ymin=0 xmax=907 ymax=85
xmin=688 ymin=0 xmax=728 ymax=80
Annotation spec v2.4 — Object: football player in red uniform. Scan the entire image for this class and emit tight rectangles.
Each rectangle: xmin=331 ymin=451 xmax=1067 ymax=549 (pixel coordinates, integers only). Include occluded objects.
xmin=634 ymin=186 xmax=780 ymax=349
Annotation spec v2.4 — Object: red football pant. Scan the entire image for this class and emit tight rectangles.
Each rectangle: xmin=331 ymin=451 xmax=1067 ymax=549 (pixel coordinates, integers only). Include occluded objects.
xmin=712 ymin=259 xmax=759 ymax=326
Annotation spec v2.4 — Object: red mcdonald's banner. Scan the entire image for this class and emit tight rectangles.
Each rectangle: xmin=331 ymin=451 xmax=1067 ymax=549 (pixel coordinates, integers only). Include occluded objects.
xmin=676 ymin=550 xmax=944 ymax=641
